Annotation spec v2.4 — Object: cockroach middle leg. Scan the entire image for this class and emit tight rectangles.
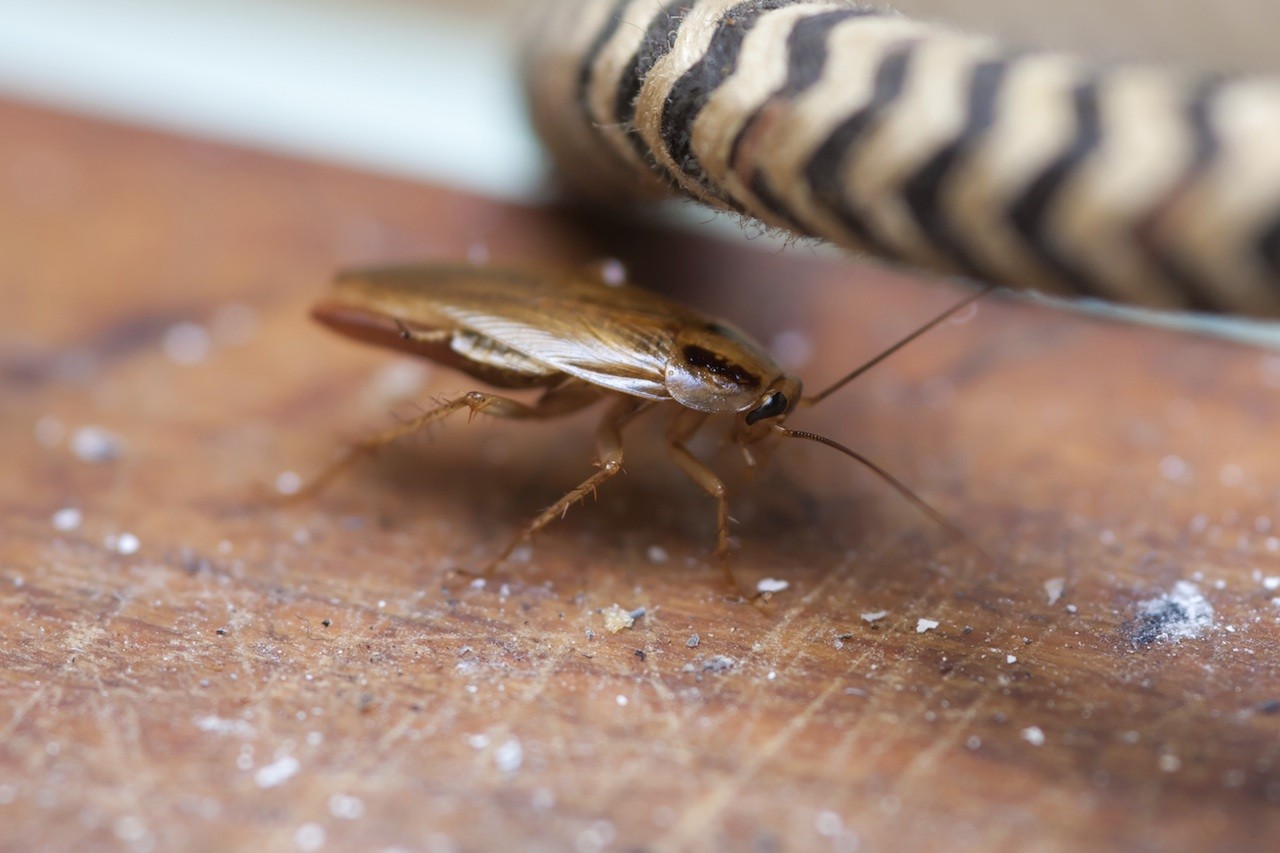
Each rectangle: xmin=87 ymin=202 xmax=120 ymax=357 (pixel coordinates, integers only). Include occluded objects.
xmin=486 ymin=395 xmax=645 ymax=571
xmin=664 ymin=409 xmax=742 ymax=593
xmin=288 ymin=383 xmax=602 ymax=502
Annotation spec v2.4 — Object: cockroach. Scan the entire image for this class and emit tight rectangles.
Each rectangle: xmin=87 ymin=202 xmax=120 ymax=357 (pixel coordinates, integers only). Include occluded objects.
xmin=301 ymin=262 xmax=991 ymax=586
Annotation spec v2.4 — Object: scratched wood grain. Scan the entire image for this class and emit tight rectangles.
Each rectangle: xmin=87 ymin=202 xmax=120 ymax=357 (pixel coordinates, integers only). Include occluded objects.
xmin=2 ymin=98 xmax=1279 ymax=851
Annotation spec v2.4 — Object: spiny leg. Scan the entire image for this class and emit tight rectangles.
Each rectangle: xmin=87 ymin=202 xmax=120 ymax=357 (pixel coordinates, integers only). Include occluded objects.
xmin=287 ymin=383 xmax=601 ymax=502
xmin=664 ymin=409 xmax=739 ymax=592
xmin=487 ymin=395 xmax=645 ymax=569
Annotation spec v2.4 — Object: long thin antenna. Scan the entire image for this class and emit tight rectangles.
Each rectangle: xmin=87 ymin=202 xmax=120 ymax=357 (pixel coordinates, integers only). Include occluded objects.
xmin=803 ymin=284 xmax=996 ymax=406
xmin=776 ymin=425 xmax=994 ymax=566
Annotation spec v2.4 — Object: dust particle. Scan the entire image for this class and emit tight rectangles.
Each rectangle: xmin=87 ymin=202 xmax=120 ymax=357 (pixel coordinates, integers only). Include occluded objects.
xmin=494 ymin=738 xmax=523 ymax=773
xmin=293 ymin=822 xmax=326 ymax=852
xmin=72 ymin=426 xmax=122 ymax=463
xmin=254 ymin=755 xmax=300 ymax=788
xmin=328 ymin=793 xmax=366 ymax=820
xmin=1044 ymin=577 xmax=1066 ymax=605
xmin=701 ymin=655 xmax=737 ymax=674
xmin=51 ymin=507 xmax=82 ymax=532
xmin=162 ymin=321 xmax=212 ymax=365
xmin=1129 ymin=581 xmax=1214 ymax=645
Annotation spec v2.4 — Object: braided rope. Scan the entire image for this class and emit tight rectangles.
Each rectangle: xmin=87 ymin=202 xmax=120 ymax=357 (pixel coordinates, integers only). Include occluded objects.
xmin=522 ymin=0 xmax=1280 ymax=317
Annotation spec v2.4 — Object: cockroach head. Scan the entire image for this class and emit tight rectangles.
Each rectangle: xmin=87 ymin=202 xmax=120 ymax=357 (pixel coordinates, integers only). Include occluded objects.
xmin=736 ymin=374 xmax=803 ymax=442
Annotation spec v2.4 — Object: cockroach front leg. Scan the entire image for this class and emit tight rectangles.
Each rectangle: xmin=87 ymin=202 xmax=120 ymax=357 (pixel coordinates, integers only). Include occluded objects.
xmin=287 ymin=384 xmax=600 ymax=502
xmin=664 ymin=409 xmax=740 ymax=592
xmin=487 ymin=395 xmax=645 ymax=570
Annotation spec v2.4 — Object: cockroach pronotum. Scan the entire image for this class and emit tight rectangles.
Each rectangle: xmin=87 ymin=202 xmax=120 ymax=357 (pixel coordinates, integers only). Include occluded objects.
xmin=298 ymin=262 xmax=992 ymax=588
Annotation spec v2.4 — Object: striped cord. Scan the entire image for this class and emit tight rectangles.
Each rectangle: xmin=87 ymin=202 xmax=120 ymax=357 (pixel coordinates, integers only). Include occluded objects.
xmin=522 ymin=0 xmax=1280 ymax=317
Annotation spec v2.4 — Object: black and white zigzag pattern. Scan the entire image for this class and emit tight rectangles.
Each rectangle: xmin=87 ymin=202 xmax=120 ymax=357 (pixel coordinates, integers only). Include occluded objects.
xmin=525 ymin=0 xmax=1280 ymax=317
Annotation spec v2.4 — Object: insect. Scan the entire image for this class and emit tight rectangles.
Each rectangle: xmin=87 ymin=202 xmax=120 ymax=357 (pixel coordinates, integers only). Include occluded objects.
xmin=300 ymin=261 xmax=990 ymax=587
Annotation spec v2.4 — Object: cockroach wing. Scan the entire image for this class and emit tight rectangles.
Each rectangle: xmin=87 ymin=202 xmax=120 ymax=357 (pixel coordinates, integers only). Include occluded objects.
xmin=326 ymin=265 xmax=714 ymax=401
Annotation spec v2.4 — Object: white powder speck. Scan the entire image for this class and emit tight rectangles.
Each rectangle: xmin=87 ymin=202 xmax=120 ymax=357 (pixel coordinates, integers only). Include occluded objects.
xmin=861 ymin=610 xmax=888 ymax=623
xmin=194 ymin=716 xmax=256 ymax=738
xmin=72 ymin=426 xmax=122 ymax=463
xmin=328 ymin=793 xmax=366 ymax=820
xmin=469 ymin=577 xmax=487 ymax=590
xmin=599 ymin=258 xmax=627 ymax=286
xmin=966 ymin=736 xmax=982 ymax=750
xmin=1021 ymin=726 xmax=1046 ymax=747
xmin=616 ymin=695 xmax=628 ymax=707
xmin=467 ymin=734 xmax=490 ymax=750
xmin=495 ymin=738 xmax=523 ymax=773
xmin=254 ymin=755 xmax=300 ymax=788
xmin=646 ymin=544 xmax=669 ymax=564
xmin=1158 ymin=454 xmax=1189 ymax=482
xmin=1159 ymin=754 xmax=1182 ymax=773
xmin=1006 ymin=654 xmax=1018 ymax=664
xmin=1264 ymin=577 xmax=1280 ymax=591
xmin=51 ymin=507 xmax=82 ymax=532
xmin=1044 ymin=577 xmax=1066 ymax=606
xmin=162 ymin=321 xmax=212 ymax=365
xmin=815 ymin=811 xmax=843 ymax=836
xmin=293 ymin=822 xmax=326 ymax=852
xmin=1135 ymin=581 xmax=1214 ymax=643
xmin=756 ymin=577 xmax=789 ymax=593
xmin=916 ymin=618 xmax=939 ymax=633
xmin=275 ymin=471 xmax=302 ymax=495
xmin=112 ymin=532 xmax=140 ymax=556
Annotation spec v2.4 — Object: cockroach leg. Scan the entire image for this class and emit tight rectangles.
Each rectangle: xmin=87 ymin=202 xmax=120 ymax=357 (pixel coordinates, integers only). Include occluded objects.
xmin=286 ymin=384 xmax=602 ymax=503
xmin=486 ymin=395 xmax=644 ymax=571
xmin=664 ymin=409 xmax=743 ymax=593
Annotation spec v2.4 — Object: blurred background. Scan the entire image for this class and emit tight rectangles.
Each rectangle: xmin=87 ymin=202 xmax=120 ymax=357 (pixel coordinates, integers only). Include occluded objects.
xmin=3 ymin=0 xmax=1278 ymax=204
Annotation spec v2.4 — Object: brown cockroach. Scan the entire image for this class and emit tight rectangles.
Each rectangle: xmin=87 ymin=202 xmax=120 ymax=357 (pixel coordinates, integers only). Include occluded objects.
xmin=302 ymin=262 xmax=991 ymax=585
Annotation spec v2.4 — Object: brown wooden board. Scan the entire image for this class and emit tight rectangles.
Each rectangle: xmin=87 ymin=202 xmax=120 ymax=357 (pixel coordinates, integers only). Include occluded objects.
xmin=2 ymin=98 xmax=1279 ymax=851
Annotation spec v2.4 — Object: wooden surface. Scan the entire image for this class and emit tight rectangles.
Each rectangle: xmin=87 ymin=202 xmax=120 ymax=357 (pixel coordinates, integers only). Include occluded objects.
xmin=3 ymin=97 xmax=1280 ymax=851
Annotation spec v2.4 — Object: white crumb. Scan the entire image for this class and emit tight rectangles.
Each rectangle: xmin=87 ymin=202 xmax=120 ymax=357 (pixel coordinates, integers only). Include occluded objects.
xmin=916 ymin=618 xmax=940 ymax=634
xmin=71 ymin=426 xmax=122 ymax=463
xmin=494 ymin=738 xmax=523 ymax=773
xmin=756 ymin=577 xmax=789 ymax=594
xmin=51 ymin=507 xmax=82 ymax=532
xmin=602 ymin=604 xmax=635 ymax=633
xmin=861 ymin=610 xmax=888 ymax=623
xmin=253 ymin=755 xmax=300 ymax=788
xmin=1044 ymin=577 xmax=1066 ymax=605
xmin=162 ymin=321 xmax=212 ymax=365
xmin=274 ymin=470 xmax=302 ymax=495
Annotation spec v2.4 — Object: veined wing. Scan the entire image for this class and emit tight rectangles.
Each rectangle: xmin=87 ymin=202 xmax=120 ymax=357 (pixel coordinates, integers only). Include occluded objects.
xmin=326 ymin=264 xmax=712 ymax=399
